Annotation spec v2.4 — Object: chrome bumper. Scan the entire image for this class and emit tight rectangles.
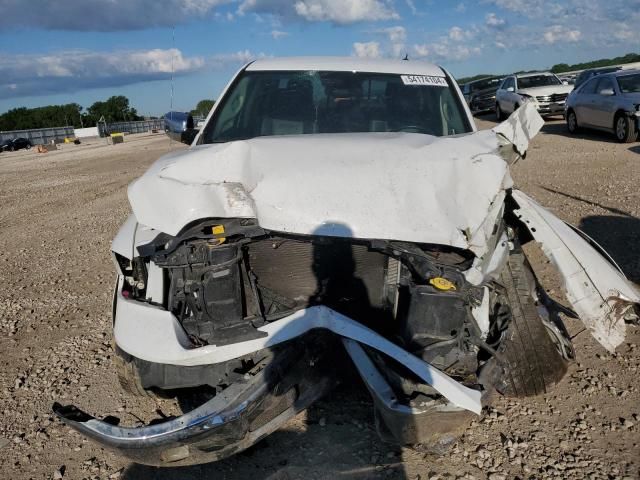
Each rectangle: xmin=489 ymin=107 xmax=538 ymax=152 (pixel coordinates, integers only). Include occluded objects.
xmin=54 ymin=338 xmax=337 ymax=466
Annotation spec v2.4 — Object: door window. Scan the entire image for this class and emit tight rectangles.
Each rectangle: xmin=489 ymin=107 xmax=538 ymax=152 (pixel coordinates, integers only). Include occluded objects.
xmin=502 ymin=77 xmax=515 ymax=90
xmin=595 ymin=77 xmax=614 ymax=95
xmin=580 ymin=78 xmax=599 ymax=94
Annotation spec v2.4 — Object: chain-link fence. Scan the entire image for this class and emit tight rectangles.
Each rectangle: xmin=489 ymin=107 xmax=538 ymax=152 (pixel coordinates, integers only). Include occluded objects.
xmin=0 ymin=126 xmax=74 ymax=146
xmin=99 ymin=119 xmax=165 ymax=136
xmin=1 ymin=119 xmax=166 ymax=145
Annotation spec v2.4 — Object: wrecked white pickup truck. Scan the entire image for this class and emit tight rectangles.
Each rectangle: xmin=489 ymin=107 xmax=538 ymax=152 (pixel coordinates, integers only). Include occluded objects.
xmin=53 ymin=57 xmax=640 ymax=466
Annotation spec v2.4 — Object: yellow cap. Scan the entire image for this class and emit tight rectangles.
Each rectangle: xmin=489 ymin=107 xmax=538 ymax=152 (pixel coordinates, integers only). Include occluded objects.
xmin=429 ymin=277 xmax=456 ymax=291
xmin=211 ymin=225 xmax=226 ymax=244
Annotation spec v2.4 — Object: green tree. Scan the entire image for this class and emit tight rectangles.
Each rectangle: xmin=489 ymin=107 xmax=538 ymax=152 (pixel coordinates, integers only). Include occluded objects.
xmin=86 ymin=95 xmax=141 ymax=124
xmin=0 ymin=95 xmax=142 ymax=131
xmin=190 ymin=99 xmax=215 ymax=117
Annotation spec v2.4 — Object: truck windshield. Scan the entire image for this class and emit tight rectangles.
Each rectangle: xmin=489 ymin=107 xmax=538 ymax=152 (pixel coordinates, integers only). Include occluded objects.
xmin=201 ymin=70 xmax=471 ymax=144
xmin=471 ymin=77 xmax=501 ymax=92
xmin=518 ymin=75 xmax=562 ymax=88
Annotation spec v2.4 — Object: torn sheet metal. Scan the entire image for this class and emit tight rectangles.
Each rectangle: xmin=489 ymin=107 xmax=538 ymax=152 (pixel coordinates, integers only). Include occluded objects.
xmin=493 ymin=102 xmax=544 ymax=159
xmin=512 ymin=190 xmax=640 ymax=352
xmin=113 ymin=280 xmax=482 ymax=414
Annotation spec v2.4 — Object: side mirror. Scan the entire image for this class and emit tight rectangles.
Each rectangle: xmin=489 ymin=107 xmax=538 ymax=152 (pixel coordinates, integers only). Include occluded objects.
xmin=599 ymin=88 xmax=615 ymax=96
xmin=506 ymin=87 xmax=515 ymax=92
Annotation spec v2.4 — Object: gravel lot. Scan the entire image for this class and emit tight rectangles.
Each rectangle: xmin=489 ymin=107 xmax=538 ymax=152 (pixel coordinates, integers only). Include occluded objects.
xmin=0 ymin=119 xmax=639 ymax=480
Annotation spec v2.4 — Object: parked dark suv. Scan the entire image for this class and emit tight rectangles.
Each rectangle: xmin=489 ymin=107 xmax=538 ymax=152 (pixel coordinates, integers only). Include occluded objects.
xmin=1 ymin=137 xmax=32 ymax=152
xmin=461 ymin=76 xmax=503 ymax=113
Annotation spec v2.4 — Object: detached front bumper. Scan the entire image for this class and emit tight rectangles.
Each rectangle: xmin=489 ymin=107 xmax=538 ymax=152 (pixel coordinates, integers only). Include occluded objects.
xmin=54 ymin=332 xmax=477 ymax=467
xmin=54 ymin=336 xmax=337 ymax=467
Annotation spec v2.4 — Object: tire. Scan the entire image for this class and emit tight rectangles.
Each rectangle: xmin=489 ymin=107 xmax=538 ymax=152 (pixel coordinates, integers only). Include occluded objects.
xmin=484 ymin=252 xmax=568 ymax=397
xmin=114 ymin=352 xmax=155 ymax=397
xmin=495 ymin=103 xmax=503 ymax=121
xmin=514 ymin=103 xmax=520 ymax=111
xmin=614 ymin=113 xmax=637 ymax=143
xmin=9 ymin=146 xmax=15 ymax=152
xmin=25 ymin=144 xmax=31 ymax=150
xmin=566 ymin=109 xmax=579 ymax=134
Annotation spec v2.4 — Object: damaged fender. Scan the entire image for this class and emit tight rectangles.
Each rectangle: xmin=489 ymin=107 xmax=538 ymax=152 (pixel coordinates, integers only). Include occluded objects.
xmin=512 ymin=190 xmax=640 ymax=352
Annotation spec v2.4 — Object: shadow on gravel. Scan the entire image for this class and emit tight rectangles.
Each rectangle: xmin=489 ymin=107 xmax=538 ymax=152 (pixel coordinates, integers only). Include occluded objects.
xmin=578 ymin=215 xmax=640 ymax=283
xmin=629 ymin=144 xmax=640 ymax=155
xmin=540 ymin=187 xmax=640 ymax=282
xmin=539 ymin=122 xmax=618 ymax=143
xmin=122 ymin=381 xmax=408 ymax=480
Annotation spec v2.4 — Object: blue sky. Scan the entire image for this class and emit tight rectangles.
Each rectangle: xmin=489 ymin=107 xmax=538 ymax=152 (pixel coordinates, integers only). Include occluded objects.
xmin=1 ymin=0 xmax=638 ymax=116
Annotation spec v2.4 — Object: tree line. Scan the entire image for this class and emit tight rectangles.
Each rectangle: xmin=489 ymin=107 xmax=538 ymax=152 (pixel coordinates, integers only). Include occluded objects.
xmin=549 ymin=52 xmax=640 ymax=74
xmin=456 ymin=52 xmax=640 ymax=85
xmin=0 ymin=95 xmax=142 ymax=131
xmin=0 ymin=96 xmax=216 ymax=132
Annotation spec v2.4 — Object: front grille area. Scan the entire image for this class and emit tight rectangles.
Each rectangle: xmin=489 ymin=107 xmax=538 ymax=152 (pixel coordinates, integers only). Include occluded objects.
xmin=536 ymin=93 xmax=568 ymax=103
xmin=160 ymin=235 xmax=396 ymax=344
xmin=247 ymin=236 xmax=392 ymax=316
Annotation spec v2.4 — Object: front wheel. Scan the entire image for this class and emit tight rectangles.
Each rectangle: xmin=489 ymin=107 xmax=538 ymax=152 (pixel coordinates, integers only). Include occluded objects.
xmin=614 ymin=113 xmax=637 ymax=143
xmin=566 ymin=109 xmax=579 ymax=134
xmin=25 ymin=144 xmax=31 ymax=150
xmin=481 ymin=252 xmax=569 ymax=397
xmin=495 ymin=103 xmax=503 ymax=121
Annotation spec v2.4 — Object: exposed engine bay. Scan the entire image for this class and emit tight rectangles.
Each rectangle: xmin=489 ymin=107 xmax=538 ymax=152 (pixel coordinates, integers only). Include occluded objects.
xmin=127 ymin=222 xmax=490 ymax=382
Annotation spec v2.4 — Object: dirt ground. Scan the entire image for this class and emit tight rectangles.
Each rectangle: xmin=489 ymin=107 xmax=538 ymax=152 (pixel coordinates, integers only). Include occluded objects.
xmin=0 ymin=118 xmax=639 ymax=480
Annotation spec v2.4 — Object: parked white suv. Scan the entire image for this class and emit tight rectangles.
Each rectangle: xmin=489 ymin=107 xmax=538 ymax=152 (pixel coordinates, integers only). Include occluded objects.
xmin=496 ymin=72 xmax=573 ymax=120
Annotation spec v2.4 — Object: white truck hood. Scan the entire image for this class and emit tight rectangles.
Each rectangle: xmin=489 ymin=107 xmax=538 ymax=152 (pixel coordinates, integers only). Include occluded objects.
xmin=129 ymin=104 xmax=542 ymax=256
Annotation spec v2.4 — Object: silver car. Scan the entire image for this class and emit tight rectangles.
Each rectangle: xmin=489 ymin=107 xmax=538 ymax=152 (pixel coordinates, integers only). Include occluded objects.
xmin=565 ymin=69 xmax=640 ymax=143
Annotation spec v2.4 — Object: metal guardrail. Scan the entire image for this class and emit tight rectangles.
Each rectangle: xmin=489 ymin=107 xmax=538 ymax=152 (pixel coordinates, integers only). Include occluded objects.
xmin=0 ymin=126 xmax=74 ymax=146
xmin=100 ymin=119 xmax=165 ymax=136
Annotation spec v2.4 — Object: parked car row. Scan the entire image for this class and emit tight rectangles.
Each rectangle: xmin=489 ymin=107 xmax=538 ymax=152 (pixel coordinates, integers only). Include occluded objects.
xmin=460 ymin=66 xmax=639 ymax=143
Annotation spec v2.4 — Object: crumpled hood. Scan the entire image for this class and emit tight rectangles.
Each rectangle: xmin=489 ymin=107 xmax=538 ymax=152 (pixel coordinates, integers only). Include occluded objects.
xmin=128 ymin=104 xmax=542 ymax=254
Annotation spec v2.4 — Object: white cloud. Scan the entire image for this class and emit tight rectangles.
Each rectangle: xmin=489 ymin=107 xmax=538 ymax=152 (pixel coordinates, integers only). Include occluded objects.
xmin=382 ymin=26 xmax=407 ymax=57
xmin=239 ymin=0 xmax=398 ymax=24
xmin=485 ymin=12 xmax=505 ymax=27
xmin=382 ymin=26 xmax=407 ymax=43
xmin=487 ymin=0 xmax=560 ymax=18
xmin=455 ymin=2 xmax=466 ymax=13
xmin=0 ymin=0 xmax=230 ymax=31
xmin=543 ymin=25 xmax=581 ymax=44
xmin=413 ymin=42 xmax=481 ymax=62
xmin=352 ymin=41 xmax=382 ymax=58
xmin=271 ymin=29 xmax=289 ymax=39
xmin=405 ymin=0 xmax=418 ymax=15
xmin=0 ymin=48 xmax=260 ymax=99
xmin=413 ymin=44 xmax=430 ymax=57
xmin=448 ymin=26 xmax=464 ymax=41
xmin=294 ymin=0 xmax=399 ymax=23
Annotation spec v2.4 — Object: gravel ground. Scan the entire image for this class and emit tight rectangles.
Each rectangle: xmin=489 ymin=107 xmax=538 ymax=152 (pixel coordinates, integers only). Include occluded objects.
xmin=0 ymin=119 xmax=639 ymax=480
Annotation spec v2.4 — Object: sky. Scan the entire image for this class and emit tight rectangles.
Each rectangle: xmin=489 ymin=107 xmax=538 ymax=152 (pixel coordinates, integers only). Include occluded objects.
xmin=1 ymin=0 xmax=639 ymax=117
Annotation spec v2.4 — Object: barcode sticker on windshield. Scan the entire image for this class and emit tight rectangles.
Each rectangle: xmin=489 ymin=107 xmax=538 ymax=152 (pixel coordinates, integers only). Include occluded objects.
xmin=401 ymin=75 xmax=448 ymax=87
